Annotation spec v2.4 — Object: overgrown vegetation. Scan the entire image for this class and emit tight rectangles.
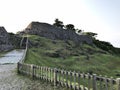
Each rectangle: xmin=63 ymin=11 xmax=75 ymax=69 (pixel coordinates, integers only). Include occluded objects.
xmin=25 ymin=35 xmax=120 ymax=78
xmin=8 ymin=33 xmax=22 ymax=48
xmin=93 ymin=39 xmax=120 ymax=55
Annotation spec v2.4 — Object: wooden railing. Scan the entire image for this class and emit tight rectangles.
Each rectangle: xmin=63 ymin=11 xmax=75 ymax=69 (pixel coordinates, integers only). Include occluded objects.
xmin=19 ymin=36 xmax=28 ymax=63
xmin=17 ymin=63 xmax=120 ymax=90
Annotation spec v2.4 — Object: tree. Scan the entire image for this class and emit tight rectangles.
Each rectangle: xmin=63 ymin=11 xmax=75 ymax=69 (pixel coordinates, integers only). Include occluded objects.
xmin=76 ymin=29 xmax=82 ymax=34
xmin=8 ymin=32 xmax=15 ymax=36
xmin=85 ymin=32 xmax=97 ymax=38
xmin=53 ymin=18 xmax=64 ymax=28
xmin=77 ymin=29 xmax=82 ymax=33
xmin=65 ymin=24 xmax=75 ymax=31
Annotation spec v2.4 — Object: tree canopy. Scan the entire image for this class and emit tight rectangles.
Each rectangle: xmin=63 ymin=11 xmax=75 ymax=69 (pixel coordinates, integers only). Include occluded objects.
xmin=85 ymin=32 xmax=97 ymax=38
xmin=53 ymin=19 xmax=64 ymax=28
xmin=65 ymin=24 xmax=75 ymax=31
xmin=53 ymin=18 xmax=97 ymax=39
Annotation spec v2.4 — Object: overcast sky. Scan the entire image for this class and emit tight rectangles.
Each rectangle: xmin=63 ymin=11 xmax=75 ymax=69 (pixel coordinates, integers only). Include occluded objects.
xmin=0 ymin=0 xmax=120 ymax=47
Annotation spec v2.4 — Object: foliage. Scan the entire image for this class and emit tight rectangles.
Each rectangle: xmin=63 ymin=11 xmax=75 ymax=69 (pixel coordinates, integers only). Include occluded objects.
xmin=53 ymin=18 xmax=81 ymax=33
xmin=77 ymin=29 xmax=82 ymax=33
xmin=85 ymin=32 xmax=97 ymax=38
xmin=53 ymin=19 xmax=64 ymax=28
xmin=65 ymin=24 xmax=75 ymax=31
xmin=93 ymin=39 xmax=120 ymax=54
xmin=8 ymin=33 xmax=22 ymax=48
xmin=8 ymin=32 xmax=15 ymax=35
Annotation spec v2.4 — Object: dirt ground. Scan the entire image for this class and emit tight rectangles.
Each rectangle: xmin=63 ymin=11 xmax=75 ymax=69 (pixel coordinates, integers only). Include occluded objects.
xmin=0 ymin=64 xmax=67 ymax=90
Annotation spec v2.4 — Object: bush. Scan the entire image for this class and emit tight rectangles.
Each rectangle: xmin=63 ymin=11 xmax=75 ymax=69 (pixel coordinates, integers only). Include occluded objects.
xmin=93 ymin=39 xmax=120 ymax=54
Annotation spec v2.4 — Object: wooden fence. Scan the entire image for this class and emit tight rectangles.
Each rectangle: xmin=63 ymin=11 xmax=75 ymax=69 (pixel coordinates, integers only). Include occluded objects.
xmin=19 ymin=36 xmax=28 ymax=63
xmin=17 ymin=62 xmax=120 ymax=90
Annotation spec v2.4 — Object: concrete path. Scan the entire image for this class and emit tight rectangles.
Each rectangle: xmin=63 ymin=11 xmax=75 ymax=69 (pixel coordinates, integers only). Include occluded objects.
xmin=0 ymin=50 xmax=24 ymax=64
xmin=0 ymin=50 xmax=66 ymax=90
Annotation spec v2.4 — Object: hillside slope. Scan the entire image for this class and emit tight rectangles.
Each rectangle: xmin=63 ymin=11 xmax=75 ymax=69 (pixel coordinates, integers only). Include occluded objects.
xmin=25 ymin=35 xmax=120 ymax=78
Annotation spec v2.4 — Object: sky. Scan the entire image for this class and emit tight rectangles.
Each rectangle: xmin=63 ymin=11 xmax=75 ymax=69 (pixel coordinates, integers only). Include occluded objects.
xmin=0 ymin=0 xmax=120 ymax=47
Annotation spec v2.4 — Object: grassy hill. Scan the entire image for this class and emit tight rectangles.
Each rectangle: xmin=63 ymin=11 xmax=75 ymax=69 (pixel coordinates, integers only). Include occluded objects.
xmin=24 ymin=35 xmax=120 ymax=78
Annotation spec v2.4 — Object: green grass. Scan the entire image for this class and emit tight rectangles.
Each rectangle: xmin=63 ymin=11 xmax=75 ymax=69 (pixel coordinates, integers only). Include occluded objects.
xmin=25 ymin=35 xmax=120 ymax=78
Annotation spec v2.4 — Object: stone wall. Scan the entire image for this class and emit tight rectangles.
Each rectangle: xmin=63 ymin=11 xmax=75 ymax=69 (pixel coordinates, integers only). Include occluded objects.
xmin=0 ymin=27 xmax=13 ymax=52
xmin=20 ymin=22 xmax=93 ymax=45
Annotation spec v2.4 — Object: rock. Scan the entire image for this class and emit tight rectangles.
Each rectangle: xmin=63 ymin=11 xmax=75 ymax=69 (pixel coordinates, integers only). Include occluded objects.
xmin=19 ymin=22 xmax=93 ymax=45
xmin=0 ymin=27 xmax=13 ymax=52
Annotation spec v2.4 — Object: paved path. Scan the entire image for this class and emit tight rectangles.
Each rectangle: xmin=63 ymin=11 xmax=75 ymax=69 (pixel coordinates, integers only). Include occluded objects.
xmin=0 ymin=50 xmax=24 ymax=64
xmin=0 ymin=50 xmax=66 ymax=90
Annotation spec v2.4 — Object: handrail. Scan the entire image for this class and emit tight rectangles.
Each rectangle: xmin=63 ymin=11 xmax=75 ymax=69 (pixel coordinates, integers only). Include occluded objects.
xmin=17 ymin=63 xmax=120 ymax=90
xmin=19 ymin=35 xmax=28 ymax=63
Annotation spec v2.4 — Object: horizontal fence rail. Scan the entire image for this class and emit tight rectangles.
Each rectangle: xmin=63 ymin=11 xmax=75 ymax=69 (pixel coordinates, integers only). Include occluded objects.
xmin=17 ymin=62 xmax=120 ymax=90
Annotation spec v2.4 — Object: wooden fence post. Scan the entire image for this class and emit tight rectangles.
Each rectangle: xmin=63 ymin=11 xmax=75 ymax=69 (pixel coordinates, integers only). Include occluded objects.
xmin=73 ymin=71 xmax=76 ymax=90
xmin=70 ymin=71 xmax=72 ymax=89
xmin=117 ymin=78 xmax=120 ymax=90
xmin=54 ymin=68 xmax=57 ymax=86
xmin=104 ymin=76 xmax=108 ymax=90
xmin=78 ymin=72 xmax=81 ymax=90
xmin=93 ymin=74 xmax=97 ymax=90
xmin=31 ymin=64 xmax=34 ymax=79
xmin=110 ymin=77 xmax=113 ymax=90
xmin=88 ymin=73 xmax=91 ymax=90
xmin=50 ymin=68 xmax=52 ymax=82
xmin=66 ymin=71 xmax=68 ymax=88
